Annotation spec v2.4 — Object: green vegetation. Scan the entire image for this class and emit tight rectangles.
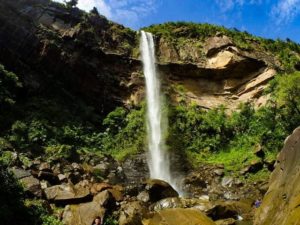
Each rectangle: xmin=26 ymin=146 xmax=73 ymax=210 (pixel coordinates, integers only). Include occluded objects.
xmin=0 ymin=166 xmax=62 ymax=225
xmin=143 ymin=22 xmax=300 ymax=71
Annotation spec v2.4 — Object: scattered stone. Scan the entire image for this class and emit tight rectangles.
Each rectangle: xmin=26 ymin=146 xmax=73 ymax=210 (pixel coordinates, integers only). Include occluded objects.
xmin=93 ymin=163 xmax=109 ymax=177
xmin=58 ymin=174 xmax=67 ymax=182
xmin=221 ymin=177 xmax=234 ymax=188
xmin=39 ymin=162 xmax=52 ymax=172
xmin=10 ymin=167 xmax=31 ymax=179
xmin=67 ymin=172 xmax=82 ymax=184
xmin=214 ymin=169 xmax=224 ymax=176
xmin=38 ymin=171 xmax=59 ymax=184
xmin=137 ymin=191 xmax=150 ymax=203
xmin=44 ymin=181 xmax=91 ymax=204
xmin=71 ymin=162 xmax=83 ymax=172
xmin=20 ymin=175 xmax=42 ymax=197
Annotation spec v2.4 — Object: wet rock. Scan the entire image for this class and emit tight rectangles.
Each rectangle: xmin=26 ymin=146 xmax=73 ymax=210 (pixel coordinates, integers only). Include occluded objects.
xmin=20 ymin=175 xmax=42 ymax=197
xmin=151 ymin=197 xmax=213 ymax=212
xmin=119 ymin=201 xmax=148 ymax=225
xmin=144 ymin=179 xmax=178 ymax=202
xmin=122 ymin=153 xmax=149 ymax=183
xmin=143 ymin=208 xmax=216 ymax=225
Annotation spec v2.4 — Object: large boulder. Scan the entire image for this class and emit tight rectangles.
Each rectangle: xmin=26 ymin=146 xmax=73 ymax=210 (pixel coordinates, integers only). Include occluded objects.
xmin=44 ymin=181 xmax=91 ymax=204
xmin=20 ymin=175 xmax=42 ymax=197
xmin=63 ymin=190 xmax=112 ymax=225
xmin=119 ymin=201 xmax=148 ymax=225
xmin=151 ymin=197 xmax=213 ymax=212
xmin=143 ymin=179 xmax=178 ymax=202
xmin=143 ymin=208 xmax=216 ymax=225
xmin=254 ymin=127 xmax=300 ymax=225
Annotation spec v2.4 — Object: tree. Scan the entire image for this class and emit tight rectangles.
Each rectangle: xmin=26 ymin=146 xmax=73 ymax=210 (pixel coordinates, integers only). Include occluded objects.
xmin=90 ymin=7 xmax=100 ymax=16
xmin=274 ymin=72 xmax=300 ymax=115
xmin=64 ymin=0 xmax=78 ymax=8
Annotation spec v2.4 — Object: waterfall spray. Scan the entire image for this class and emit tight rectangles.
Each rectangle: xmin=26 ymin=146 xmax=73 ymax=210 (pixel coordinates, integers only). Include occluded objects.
xmin=140 ymin=31 xmax=180 ymax=193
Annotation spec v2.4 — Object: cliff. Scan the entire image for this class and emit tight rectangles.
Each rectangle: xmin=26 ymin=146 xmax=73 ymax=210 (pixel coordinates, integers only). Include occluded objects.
xmin=1 ymin=0 xmax=300 ymax=112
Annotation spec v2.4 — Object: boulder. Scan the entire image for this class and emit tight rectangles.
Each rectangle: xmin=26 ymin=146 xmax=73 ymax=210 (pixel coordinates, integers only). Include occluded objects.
xmin=254 ymin=127 xmax=300 ymax=225
xmin=38 ymin=171 xmax=59 ymax=184
xmin=207 ymin=200 xmax=253 ymax=221
xmin=93 ymin=163 xmax=110 ymax=177
xmin=10 ymin=167 xmax=31 ymax=179
xmin=44 ymin=181 xmax=91 ymax=204
xmin=39 ymin=162 xmax=52 ymax=172
xmin=20 ymin=175 xmax=42 ymax=197
xmin=119 ymin=201 xmax=148 ymax=225
xmin=90 ymin=182 xmax=112 ymax=195
xmin=142 ymin=208 xmax=216 ymax=225
xmin=215 ymin=218 xmax=236 ymax=225
xmin=152 ymin=197 xmax=213 ymax=212
xmin=62 ymin=191 xmax=112 ymax=225
xmin=143 ymin=179 xmax=178 ymax=202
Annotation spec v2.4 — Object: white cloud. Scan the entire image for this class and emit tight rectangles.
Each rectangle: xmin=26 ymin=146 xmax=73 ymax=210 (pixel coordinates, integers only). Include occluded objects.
xmin=53 ymin=0 xmax=158 ymax=27
xmin=271 ymin=0 xmax=300 ymax=25
xmin=215 ymin=0 xmax=262 ymax=12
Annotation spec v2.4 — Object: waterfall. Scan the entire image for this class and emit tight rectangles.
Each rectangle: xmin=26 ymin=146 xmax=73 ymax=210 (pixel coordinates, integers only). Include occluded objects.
xmin=140 ymin=31 xmax=180 ymax=192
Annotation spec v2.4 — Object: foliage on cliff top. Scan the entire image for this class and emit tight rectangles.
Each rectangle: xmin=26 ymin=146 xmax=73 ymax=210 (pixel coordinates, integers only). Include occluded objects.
xmin=143 ymin=22 xmax=300 ymax=71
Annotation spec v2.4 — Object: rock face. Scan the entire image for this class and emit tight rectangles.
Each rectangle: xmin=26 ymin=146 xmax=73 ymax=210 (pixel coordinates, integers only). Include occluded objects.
xmin=143 ymin=208 xmax=216 ymax=225
xmin=254 ymin=127 xmax=300 ymax=225
xmin=0 ymin=0 xmax=281 ymax=113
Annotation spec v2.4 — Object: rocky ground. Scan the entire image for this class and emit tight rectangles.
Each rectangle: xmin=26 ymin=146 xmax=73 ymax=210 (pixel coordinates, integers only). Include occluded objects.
xmin=7 ymin=148 xmax=270 ymax=225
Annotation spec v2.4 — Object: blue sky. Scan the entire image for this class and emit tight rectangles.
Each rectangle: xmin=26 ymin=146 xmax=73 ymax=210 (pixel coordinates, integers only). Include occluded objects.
xmin=54 ymin=0 xmax=300 ymax=43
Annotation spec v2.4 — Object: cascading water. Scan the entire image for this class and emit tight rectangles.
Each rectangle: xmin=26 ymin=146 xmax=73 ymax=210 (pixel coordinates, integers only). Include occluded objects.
xmin=140 ymin=31 xmax=180 ymax=192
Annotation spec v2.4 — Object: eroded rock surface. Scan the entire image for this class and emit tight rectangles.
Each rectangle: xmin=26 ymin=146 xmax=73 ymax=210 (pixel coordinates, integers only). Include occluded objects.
xmin=254 ymin=127 xmax=300 ymax=225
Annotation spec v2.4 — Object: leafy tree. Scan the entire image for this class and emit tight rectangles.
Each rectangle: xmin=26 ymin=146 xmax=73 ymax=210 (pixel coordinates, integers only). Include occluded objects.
xmin=0 ymin=64 xmax=22 ymax=106
xmin=273 ymin=72 xmax=300 ymax=115
xmin=65 ymin=0 xmax=78 ymax=8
